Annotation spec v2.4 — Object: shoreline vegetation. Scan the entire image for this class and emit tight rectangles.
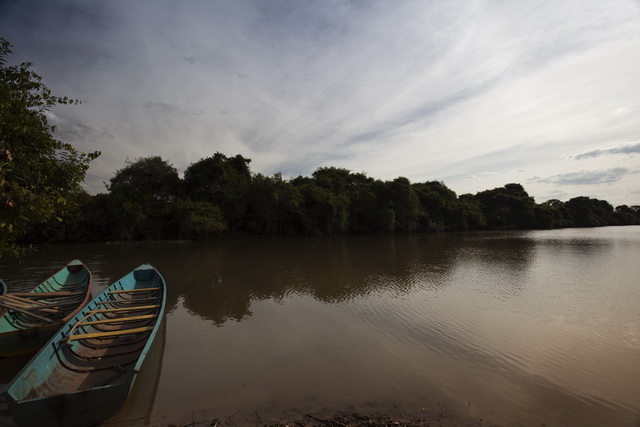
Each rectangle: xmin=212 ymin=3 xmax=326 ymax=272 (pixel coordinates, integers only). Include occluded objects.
xmin=22 ymin=154 xmax=640 ymax=247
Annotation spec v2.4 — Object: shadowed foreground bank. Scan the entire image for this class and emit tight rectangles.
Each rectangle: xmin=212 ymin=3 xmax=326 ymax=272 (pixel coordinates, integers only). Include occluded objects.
xmin=146 ymin=405 xmax=483 ymax=427
xmin=0 ymin=401 xmax=482 ymax=426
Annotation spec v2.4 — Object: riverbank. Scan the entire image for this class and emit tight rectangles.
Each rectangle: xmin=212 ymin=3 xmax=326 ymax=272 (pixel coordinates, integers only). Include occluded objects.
xmin=2 ymin=409 xmax=482 ymax=427
xmin=139 ymin=402 xmax=485 ymax=427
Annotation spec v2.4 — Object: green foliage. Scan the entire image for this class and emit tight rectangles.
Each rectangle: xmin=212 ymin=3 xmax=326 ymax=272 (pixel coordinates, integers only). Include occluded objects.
xmin=413 ymin=181 xmax=460 ymax=231
xmin=457 ymin=194 xmax=486 ymax=229
xmin=386 ymin=177 xmax=421 ymax=232
xmin=173 ymin=200 xmax=226 ymax=239
xmin=346 ymin=173 xmax=379 ymax=233
xmin=539 ymin=199 xmax=571 ymax=229
xmin=106 ymin=156 xmax=183 ymax=240
xmin=18 ymin=146 xmax=638 ymax=243
xmin=293 ymin=176 xmax=348 ymax=235
xmin=184 ymin=153 xmax=251 ymax=230
xmin=245 ymin=173 xmax=303 ymax=235
xmin=108 ymin=156 xmax=182 ymax=201
xmin=613 ymin=205 xmax=640 ymax=225
xmin=564 ymin=197 xmax=614 ymax=227
xmin=0 ymin=38 xmax=99 ymax=257
xmin=473 ymin=183 xmax=536 ymax=229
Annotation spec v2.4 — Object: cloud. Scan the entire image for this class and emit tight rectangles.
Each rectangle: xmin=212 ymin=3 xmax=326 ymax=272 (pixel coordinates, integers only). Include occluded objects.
xmin=2 ymin=0 xmax=640 ymax=206
xmin=45 ymin=112 xmax=114 ymax=144
xmin=182 ymin=56 xmax=200 ymax=65
xmin=143 ymin=102 xmax=205 ymax=116
xmin=55 ymin=121 xmax=115 ymax=143
xmin=537 ymin=189 xmax=571 ymax=203
xmin=572 ymin=142 xmax=640 ymax=160
xmin=465 ymin=171 xmax=500 ymax=181
xmin=529 ymin=168 xmax=630 ymax=185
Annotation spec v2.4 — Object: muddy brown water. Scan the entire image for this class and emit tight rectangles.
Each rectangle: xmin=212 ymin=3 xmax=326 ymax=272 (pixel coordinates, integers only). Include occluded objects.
xmin=1 ymin=227 xmax=639 ymax=426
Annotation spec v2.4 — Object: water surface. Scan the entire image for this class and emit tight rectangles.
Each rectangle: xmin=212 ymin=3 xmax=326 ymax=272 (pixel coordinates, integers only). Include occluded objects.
xmin=1 ymin=227 xmax=639 ymax=426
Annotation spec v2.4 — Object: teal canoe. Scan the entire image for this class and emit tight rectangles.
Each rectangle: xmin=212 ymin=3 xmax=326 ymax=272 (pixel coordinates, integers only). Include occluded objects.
xmin=0 ymin=260 xmax=93 ymax=358
xmin=4 ymin=264 xmax=167 ymax=427
xmin=0 ymin=279 xmax=6 ymax=319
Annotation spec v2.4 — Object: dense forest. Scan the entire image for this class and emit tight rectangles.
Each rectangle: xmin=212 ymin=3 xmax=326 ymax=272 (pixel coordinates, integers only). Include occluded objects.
xmin=23 ymin=154 xmax=640 ymax=244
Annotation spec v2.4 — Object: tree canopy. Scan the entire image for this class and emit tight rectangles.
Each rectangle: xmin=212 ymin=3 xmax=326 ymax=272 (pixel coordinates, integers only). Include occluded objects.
xmin=24 ymin=153 xmax=640 ymax=247
xmin=0 ymin=38 xmax=99 ymax=257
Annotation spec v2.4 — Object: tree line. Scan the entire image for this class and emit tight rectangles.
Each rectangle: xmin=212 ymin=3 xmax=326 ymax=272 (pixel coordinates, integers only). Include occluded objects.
xmin=2 ymin=36 xmax=639 ymax=256
xmin=23 ymin=154 xmax=640 ymax=244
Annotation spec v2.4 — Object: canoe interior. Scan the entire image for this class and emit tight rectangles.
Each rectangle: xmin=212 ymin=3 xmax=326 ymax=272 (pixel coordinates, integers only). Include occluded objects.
xmin=0 ymin=260 xmax=93 ymax=357
xmin=6 ymin=264 xmax=166 ymax=427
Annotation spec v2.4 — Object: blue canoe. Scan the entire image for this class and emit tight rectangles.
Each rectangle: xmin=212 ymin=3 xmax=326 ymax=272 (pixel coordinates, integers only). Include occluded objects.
xmin=0 ymin=260 xmax=93 ymax=358
xmin=0 ymin=279 xmax=6 ymax=319
xmin=4 ymin=264 xmax=167 ymax=427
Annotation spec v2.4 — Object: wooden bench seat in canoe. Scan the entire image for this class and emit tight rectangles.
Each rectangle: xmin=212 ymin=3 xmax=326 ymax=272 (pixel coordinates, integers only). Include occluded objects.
xmin=7 ymin=291 xmax=82 ymax=298
xmin=96 ymin=296 xmax=159 ymax=305
xmin=108 ymin=287 xmax=161 ymax=295
xmin=87 ymin=304 xmax=160 ymax=315
xmin=67 ymin=326 xmax=154 ymax=342
xmin=76 ymin=314 xmax=157 ymax=327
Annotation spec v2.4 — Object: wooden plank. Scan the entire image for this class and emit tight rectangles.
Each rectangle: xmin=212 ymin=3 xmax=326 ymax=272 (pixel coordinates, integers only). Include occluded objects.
xmin=0 ymin=295 xmax=78 ymax=310
xmin=1 ymin=294 xmax=47 ymax=305
xmin=8 ymin=291 xmax=80 ymax=298
xmin=0 ymin=303 xmax=55 ymax=323
xmin=108 ymin=287 xmax=161 ymax=295
xmin=97 ymin=296 xmax=157 ymax=304
xmin=68 ymin=326 xmax=154 ymax=341
xmin=77 ymin=313 xmax=157 ymax=326
xmin=0 ymin=295 xmax=36 ymax=308
xmin=0 ymin=301 xmax=60 ymax=315
xmin=0 ymin=296 xmax=58 ymax=313
xmin=87 ymin=304 xmax=160 ymax=314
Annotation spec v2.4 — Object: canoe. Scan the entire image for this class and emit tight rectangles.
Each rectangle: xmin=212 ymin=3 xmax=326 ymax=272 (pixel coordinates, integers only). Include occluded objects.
xmin=0 ymin=279 xmax=6 ymax=319
xmin=0 ymin=260 xmax=93 ymax=358
xmin=4 ymin=264 xmax=167 ymax=427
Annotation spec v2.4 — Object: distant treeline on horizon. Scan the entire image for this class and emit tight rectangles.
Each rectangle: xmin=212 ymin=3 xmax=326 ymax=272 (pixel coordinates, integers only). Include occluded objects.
xmin=24 ymin=153 xmax=640 ymax=244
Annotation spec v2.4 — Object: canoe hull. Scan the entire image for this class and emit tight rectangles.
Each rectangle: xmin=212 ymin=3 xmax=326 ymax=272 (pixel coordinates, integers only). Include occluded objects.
xmin=0 ymin=322 xmax=63 ymax=358
xmin=7 ymin=379 xmax=132 ymax=427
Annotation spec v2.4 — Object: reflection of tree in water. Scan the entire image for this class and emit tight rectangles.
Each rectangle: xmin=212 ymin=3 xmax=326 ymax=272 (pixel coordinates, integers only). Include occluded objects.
xmin=452 ymin=231 xmax=537 ymax=296
xmin=176 ymin=235 xmax=463 ymax=325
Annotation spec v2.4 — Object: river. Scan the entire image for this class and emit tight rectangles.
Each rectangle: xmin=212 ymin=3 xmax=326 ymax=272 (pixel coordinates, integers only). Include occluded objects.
xmin=1 ymin=226 xmax=639 ymax=426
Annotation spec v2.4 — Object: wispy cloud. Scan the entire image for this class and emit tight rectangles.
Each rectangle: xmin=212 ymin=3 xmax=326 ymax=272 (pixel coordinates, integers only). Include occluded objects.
xmin=537 ymin=189 xmax=572 ymax=203
xmin=572 ymin=142 xmax=640 ymax=160
xmin=465 ymin=171 xmax=500 ymax=181
xmin=1 ymin=0 xmax=640 ymax=206
xmin=529 ymin=168 xmax=630 ymax=185
xmin=143 ymin=102 xmax=205 ymax=116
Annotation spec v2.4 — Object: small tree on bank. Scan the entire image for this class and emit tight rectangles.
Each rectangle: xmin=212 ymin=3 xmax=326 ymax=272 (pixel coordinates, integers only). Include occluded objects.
xmin=0 ymin=38 xmax=99 ymax=257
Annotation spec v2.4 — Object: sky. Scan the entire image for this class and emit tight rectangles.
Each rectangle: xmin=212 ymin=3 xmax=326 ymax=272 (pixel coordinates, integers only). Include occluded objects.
xmin=1 ymin=0 xmax=639 ymax=206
